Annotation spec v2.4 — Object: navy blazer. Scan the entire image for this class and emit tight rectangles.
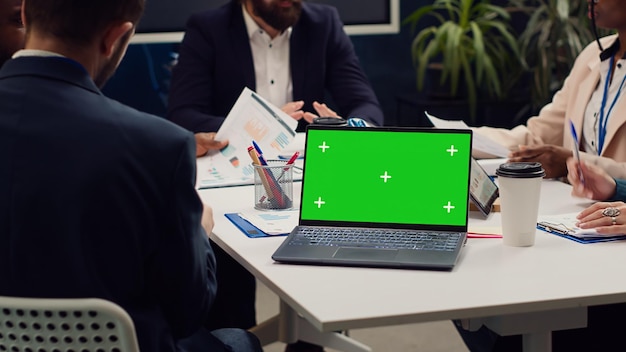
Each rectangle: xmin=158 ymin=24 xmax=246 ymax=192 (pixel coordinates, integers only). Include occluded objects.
xmin=167 ymin=0 xmax=384 ymax=132
xmin=0 ymin=56 xmax=216 ymax=352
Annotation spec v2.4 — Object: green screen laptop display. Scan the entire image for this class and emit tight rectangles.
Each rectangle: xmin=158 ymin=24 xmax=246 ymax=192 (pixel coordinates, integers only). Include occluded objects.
xmin=300 ymin=126 xmax=472 ymax=229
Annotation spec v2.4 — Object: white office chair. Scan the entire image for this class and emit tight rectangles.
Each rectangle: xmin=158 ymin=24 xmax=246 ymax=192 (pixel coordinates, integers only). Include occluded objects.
xmin=0 ymin=296 xmax=140 ymax=351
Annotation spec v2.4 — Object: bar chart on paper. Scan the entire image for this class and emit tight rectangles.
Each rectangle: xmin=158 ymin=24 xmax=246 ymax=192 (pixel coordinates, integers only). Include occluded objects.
xmin=196 ymin=88 xmax=299 ymax=189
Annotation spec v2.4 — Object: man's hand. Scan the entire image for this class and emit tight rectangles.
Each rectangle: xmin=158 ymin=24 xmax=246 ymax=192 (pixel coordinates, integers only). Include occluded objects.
xmin=195 ymin=132 xmax=228 ymax=157
xmin=508 ymin=145 xmax=571 ymax=178
xmin=312 ymin=101 xmax=339 ymax=119
xmin=281 ymin=101 xmax=306 ymax=121
xmin=281 ymin=100 xmax=341 ymax=124
xmin=201 ymin=202 xmax=214 ymax=236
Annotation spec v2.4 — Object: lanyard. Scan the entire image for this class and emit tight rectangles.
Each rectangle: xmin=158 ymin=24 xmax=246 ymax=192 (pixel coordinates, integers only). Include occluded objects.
xmin=598 ymin=56 xmax=626 ymax=155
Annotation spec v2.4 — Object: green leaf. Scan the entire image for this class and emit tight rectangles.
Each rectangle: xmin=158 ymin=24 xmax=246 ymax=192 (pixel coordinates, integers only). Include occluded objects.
xmin=556 ymin=0 xmax=569 ymax=21
xmin=404 ymin=0 xmax=522 ymax=117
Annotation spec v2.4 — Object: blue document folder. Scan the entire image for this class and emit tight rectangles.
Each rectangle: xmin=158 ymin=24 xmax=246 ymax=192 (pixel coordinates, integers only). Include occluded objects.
xmin=225 ymin=213 xmax=289 ymax=238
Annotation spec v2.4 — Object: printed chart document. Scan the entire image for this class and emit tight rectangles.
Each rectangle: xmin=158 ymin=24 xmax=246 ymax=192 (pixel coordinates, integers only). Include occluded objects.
xmin=196 ymin=88 xmax=299 ymax=189
xmin=425 ymin=112 xmax=510 ymax=158
xmin=239 ymin=210 xmax=299 ymax=235
xmin=537 ymin=212 xmax=626 ymax=243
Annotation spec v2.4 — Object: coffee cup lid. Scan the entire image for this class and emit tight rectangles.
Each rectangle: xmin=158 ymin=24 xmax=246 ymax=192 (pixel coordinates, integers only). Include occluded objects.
xmin=495 ymin=162 xmax=546 ymax=178
xmin=312 ymin=116 xmax=347 ymax=125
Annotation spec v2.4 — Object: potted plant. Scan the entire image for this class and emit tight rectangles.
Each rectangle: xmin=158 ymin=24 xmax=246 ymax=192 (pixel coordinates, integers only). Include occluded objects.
xmin=404 ymin=0 xmax=520 ymax=123
xmin=509 ymin=0 xmax=613 ymax=110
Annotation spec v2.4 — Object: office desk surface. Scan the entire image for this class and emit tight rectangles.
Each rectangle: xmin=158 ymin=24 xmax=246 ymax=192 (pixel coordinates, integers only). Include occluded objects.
xmin=199 ymin=180 xmax=626 ymax=333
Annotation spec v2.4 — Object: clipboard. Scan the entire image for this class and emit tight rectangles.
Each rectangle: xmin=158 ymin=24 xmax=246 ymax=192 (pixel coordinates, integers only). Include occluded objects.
xmin=536 ymin=221 xmax=626 ymax=244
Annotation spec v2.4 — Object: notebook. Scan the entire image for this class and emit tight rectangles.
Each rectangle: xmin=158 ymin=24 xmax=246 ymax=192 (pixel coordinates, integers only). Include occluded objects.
xmin=271 ymin=125 xmax=472 ymax=270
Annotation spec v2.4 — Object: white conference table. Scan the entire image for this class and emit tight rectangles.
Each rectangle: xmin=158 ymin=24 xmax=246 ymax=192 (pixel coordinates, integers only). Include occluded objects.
xmin=198 ymin=179 xmax=626 ymax=352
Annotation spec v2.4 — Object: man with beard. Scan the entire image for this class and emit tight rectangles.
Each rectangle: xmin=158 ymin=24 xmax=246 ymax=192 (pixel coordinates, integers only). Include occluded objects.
xmin=0 ymin=0 xmax=263 ymax=351
xmin=167 ymin=0 xmax=384 ymax=156
xmin=0 ymin=0 xmax=23 ymax=66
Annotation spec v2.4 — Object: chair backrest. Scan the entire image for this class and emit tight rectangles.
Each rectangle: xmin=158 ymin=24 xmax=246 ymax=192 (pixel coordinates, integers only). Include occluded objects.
xmin=0 ymin=296 xmax=140 ymax=352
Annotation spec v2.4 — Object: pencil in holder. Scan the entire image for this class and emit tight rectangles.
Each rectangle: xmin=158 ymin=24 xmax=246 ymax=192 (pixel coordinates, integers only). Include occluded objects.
xmin=254 ymin=160 xmax=294 ymax=210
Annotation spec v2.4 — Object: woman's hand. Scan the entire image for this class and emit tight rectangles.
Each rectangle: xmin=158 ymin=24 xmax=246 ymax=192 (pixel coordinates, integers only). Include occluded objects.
xmin=566 ymin=157 xmax=616 ymax=200
xmin=576 ymin=202 xmax=626 ymax=235
xmin=508 ymin=145 xmax=571 ymax=178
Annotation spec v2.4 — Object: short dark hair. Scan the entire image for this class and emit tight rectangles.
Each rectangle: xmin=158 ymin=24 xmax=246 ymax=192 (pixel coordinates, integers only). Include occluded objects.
xmin=24 ymin=0 xmax=145 ymax=45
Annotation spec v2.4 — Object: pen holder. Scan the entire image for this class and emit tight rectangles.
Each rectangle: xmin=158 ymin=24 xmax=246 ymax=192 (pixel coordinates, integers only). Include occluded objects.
xmin=254 ymin=160 xmax=294 ymax=210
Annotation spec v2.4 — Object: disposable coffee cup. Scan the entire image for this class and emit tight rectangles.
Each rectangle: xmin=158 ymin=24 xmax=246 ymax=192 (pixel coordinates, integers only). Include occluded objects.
xmin=495 ymin=162 xmax=545 ymax=247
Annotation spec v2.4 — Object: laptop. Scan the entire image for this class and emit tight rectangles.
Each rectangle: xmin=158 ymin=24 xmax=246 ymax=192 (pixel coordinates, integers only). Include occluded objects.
xmin=271 ymin=125 xmax=472 ymax=270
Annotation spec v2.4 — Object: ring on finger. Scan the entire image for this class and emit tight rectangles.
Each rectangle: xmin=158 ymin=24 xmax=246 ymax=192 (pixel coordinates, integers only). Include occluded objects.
xmin=602 ymin=207 xmax=621 ymax=217
xmin=612 ymin=216 xmax=618 ymax=225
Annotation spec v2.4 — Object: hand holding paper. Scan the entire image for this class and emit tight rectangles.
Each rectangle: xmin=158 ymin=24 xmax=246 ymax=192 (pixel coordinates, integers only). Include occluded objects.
xmin=195 ymin=88 xmax=298 ymax=189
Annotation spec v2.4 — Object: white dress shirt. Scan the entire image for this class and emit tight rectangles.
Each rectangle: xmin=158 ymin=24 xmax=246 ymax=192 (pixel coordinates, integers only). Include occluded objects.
xmin=242 ymin=4 xmax=293 ymax=109
xmin=12 ymin=49 xmax=64 ymax=58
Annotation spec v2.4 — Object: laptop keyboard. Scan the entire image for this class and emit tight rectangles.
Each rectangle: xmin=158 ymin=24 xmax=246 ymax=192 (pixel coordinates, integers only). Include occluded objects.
xmin=290 ymin=227 xmax=463 ymax=251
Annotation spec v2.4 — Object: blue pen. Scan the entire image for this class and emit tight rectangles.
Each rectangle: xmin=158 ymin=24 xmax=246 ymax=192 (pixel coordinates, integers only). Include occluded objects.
xmin=252 ymin=140 xmax=268 ymax=166
xmin=568 ymin=120 xmax=585 ymax=185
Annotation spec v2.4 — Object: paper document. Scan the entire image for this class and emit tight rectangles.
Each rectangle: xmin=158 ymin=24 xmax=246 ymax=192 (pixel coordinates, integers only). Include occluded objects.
xmin=278 ymin=132 xmax=306 ymax=160
xmin=425 ymin=112 xmax=510 ymax=158
xmin=238 ymin=210 xmax=299 ymax=235
xmin=196 ymin=88 xmax=299 ymax=189
xmin=477 ymin=158 xmax=507 ymax=176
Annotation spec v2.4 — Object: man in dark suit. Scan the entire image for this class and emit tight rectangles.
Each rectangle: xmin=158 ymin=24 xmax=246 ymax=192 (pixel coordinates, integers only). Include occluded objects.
xmin=168 ymin=2 xmax=383 ymax=351
xmin=0 ymin=0 xmax=262 ymax=351
xmin=167 ymin=0 xmax=384 ymax=156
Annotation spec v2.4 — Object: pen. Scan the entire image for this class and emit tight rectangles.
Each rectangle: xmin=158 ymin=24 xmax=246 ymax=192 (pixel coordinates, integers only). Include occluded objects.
xmin=277 ymin=151 xmax=300 ymax=181
xmin=284 ymin=151 xmax=300 ymax=169
xmin=568 ymin=120 xmax=585 ymax=185
xmin=252 ymin=140 xmax=268 ymax=165
xmin=252 ymin=139 xmax=286 ymax=188
xmin=248 ymin=146 xmax=275 ymax=204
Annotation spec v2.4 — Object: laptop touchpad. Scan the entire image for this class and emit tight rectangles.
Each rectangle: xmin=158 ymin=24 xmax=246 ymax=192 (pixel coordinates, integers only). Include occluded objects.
xmin=333 ymin=247 xmax=398 ymax=260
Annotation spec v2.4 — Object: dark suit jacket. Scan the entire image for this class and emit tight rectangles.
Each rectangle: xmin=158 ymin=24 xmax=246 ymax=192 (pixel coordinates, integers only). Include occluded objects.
xmin=0 ymin=56 xmax=216 ymax=352
xmin=167 ymin=0 xmax=384 ymax=132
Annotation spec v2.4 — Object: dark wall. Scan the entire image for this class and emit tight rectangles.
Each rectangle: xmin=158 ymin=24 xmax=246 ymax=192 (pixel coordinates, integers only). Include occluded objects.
xmin=101 ymin=1 xmax=458 ymax=127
